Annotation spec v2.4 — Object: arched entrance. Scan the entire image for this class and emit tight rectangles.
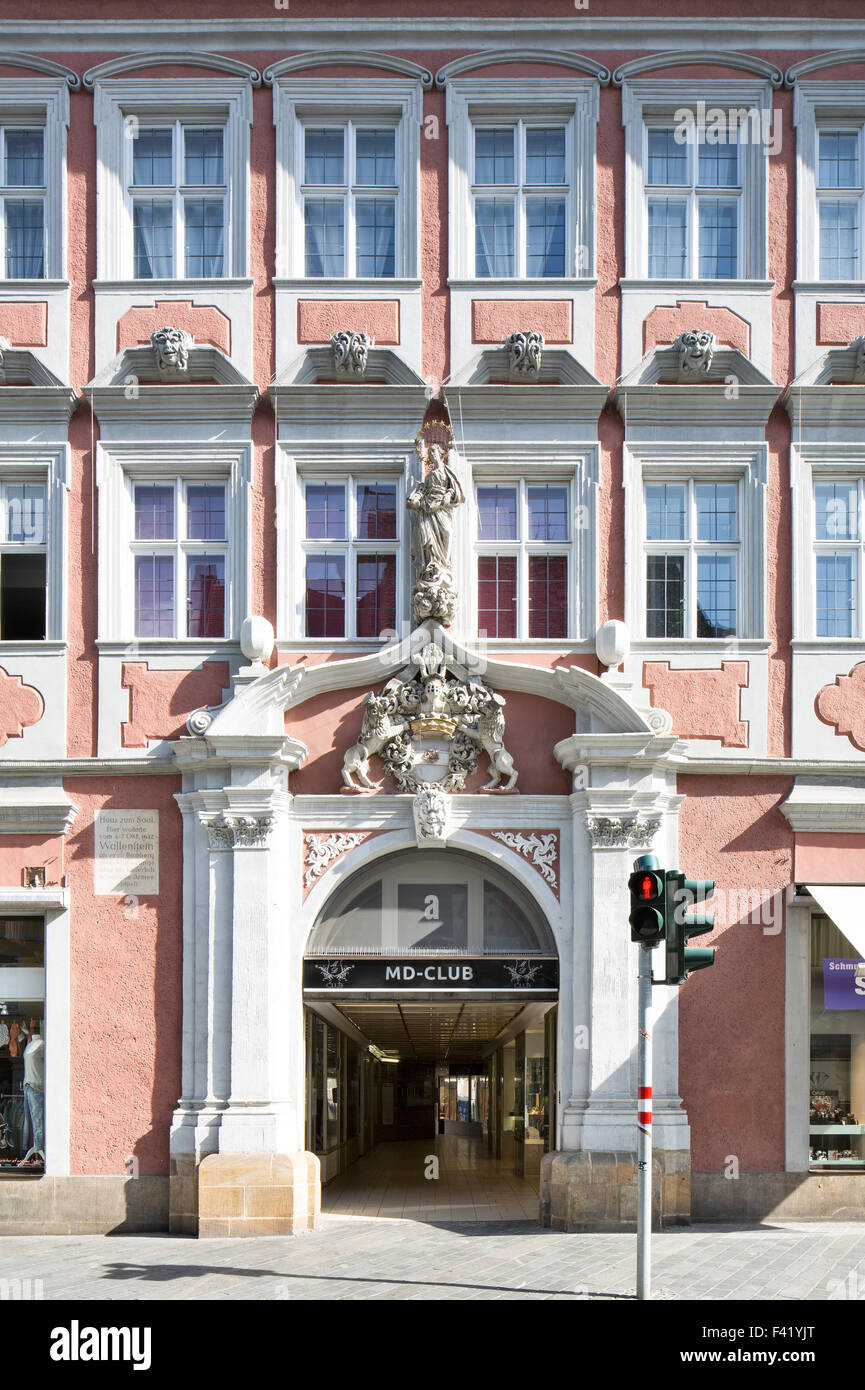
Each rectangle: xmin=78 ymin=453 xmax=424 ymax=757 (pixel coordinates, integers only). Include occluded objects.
xmin=302 ymin=848 xmax=559 ymax=1219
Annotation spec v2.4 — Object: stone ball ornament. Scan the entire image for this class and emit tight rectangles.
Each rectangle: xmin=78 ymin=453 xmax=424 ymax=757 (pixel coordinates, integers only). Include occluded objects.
xmin=596 ymin=619 xmax=629 ymax=670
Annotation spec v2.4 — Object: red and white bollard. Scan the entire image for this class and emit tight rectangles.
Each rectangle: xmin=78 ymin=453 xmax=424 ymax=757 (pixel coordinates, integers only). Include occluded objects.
xmin=637 ymin=943 xmax=654 ymax=1300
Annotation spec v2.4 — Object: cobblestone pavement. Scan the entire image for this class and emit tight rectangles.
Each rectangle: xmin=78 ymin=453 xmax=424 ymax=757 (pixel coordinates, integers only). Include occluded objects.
xmin=3 ymin=1217 xmax=865 ymax=1300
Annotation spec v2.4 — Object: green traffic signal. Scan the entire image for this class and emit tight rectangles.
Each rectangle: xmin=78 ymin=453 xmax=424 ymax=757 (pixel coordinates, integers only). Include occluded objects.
xmin=629 ymin=855 xmax=666 ymax=943
xmin=665 ymin=872 xmax=716 ymax=984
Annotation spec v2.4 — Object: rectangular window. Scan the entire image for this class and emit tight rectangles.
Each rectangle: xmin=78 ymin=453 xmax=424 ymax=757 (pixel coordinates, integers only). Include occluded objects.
xmin=644 ymin=479 xmax=739 ymax=638
xmin=809 ymin=914 xmax=865 ymax=1170
xmin=0 ymin=480 xmax=47 ymax=639
xmin=818 ymin=128 xmax=864 ymax=281
xmin=645 ymin=126 xmax=741 ymax=279
xmin=128 ymin=122 xmax=226 ymax=279
xmin=0 ymin=128 xmax=45 ymax=278
xmin=0 ymin=916 xmax=46 ymax=1173
xmin=132 ymin=480 xmax=227 ymax=638
xmin=302 ymin=478 xmax=400 ymax=638
xmin=814 ymin=477 xmax=863 ymax=637
xmin=302 ymin=122 xmax=397 ymax=279
xmin=473 ymin=121 xmax=569 ymax=279
xmin=476 ymin=480 xmax=570 ymax=638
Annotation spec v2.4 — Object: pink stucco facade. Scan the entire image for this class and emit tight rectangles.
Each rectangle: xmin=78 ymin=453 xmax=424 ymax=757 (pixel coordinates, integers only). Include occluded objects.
xmin=0 ymin=0 xmax=862 ymax=1234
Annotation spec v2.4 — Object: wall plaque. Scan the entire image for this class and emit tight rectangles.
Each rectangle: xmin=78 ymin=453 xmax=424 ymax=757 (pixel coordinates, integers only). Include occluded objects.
xmin=94 ymin=809 xmax=159 ymax=896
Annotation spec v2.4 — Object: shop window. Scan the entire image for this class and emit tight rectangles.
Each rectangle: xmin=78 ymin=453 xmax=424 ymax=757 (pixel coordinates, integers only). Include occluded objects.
xmin=0 ymin=917 xmax=45 ymax=1173
xmin=809 ymin=914 xmax=865 ymax=1168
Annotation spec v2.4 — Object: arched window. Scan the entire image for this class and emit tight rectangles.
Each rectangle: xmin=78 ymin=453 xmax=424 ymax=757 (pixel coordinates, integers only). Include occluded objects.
xmin=308 ymin=849 xmax=556 ymax=956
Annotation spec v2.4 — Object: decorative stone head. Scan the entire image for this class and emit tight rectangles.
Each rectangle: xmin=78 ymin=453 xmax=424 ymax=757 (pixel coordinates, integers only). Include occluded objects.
xmin=506 ymin=330 xmax=544 ymax=376
xmin=151 ymin=326 xmax=192 ymax=378
xmin=331 ymin=330 xmax=371 ymax=376
xmin=674 ymin=330 xmax=716 ymax=378
xmin=413 ymin=784 xmax=450 ymax=845
xmin=851 ymin=336 xmax=865 ymax=382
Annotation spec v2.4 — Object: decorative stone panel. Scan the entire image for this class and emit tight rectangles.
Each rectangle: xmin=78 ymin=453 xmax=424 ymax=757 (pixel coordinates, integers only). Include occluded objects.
xmin=0 ymin=667 xmax=44 ymax=745
xmin=0 ymin=302 xmax=48 ymax=346
xmin=302 ymin=830 xmax=379 ymax=895
xmin=121 ymin=662 xmax=230 ymax=748
xmin=642 ymin=300 xmax=750 ymax=358
xmin=643 ymin=661 xmax=750 ymax=749
xmin=816 ymin=302 xmax=865 ymax=346
xmin=297 ymin=299 xmax=400 ymax=346
xmin=584 ymin=816 xmax=660 ymax=849
xmin=815 ymin=662 xmax=865 ymax=752
xmin=117 ymin=299 xmax=231 ymax=355
xmin=480 ymin=829 xmax=560 ymax=897
xmin=471 ymin=299 xmax=572 ymax=345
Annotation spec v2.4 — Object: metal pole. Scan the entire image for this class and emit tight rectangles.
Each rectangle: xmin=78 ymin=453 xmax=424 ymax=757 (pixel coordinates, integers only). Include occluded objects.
xmin=637 ymin=942 xmax=654 ymax=1301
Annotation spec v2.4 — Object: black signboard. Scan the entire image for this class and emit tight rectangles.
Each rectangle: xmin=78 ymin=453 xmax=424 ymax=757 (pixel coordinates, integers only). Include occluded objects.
xmin=303 ymin=956 xmax=558 ymax=993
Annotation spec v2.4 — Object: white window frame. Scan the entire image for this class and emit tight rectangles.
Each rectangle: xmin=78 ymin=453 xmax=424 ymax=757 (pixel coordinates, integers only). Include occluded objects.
xmin=125 ymin=119 xmax=228 ymax=281
xmin=473 ymin=477 xmax=574 ymax=640
xmin=795 ymin=84 xmax=865 ymax=283
xmin=642 ymin=477 xmax=743 ymax=640
xmin=624 ymin=444 xmax=766 ymax=643
xmin=447 ymin=77 xmax=598 ymax=282
xmin=93 ymin=78 xmax=251 ymax=281
xmin=643 ymin=124 xmax=743 ymax=280
xmin=96 ymin=441 xmax=251 ymax=645
xmin=0 ymin=446 xmax=66 ymax=643
xmin=298 ymin=117 xmax=401 ymax=280
xmin=299 ymin=473 xmax=404 ymax=641
xmin=130 ymin=478 xmax=229 ymax=640
xmin=0 ymin=81 xmax=68 ymax=282
xmin=622 ymin=79 xmax=770 ymax=281
xmin=792 ymin=444 xmax=865 ymax=640
xmin=469 ymin=119 xmax=572 ymax=280
xmin=273 ymin=78 xmax=422 ymax=281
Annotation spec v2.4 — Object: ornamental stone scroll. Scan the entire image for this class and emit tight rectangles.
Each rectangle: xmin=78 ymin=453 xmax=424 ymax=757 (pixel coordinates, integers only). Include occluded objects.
xmin=584 ymin=815 xmax=660 ymax=849
xmin=203 ymin=813 xmax=275 ymax=849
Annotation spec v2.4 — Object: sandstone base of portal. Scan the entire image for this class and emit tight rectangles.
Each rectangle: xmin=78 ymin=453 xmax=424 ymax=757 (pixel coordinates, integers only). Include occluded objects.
xmin=192 ymin=1152 xmax=321 ymax=1237
xmin=539 ymin=1149 xmax=690 ymax=1231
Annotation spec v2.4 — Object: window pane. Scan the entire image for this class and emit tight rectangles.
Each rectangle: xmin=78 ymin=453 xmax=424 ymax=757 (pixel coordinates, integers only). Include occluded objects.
xmin=134 ymin=484 xmax=174 ymax=540
xmin=0 ymin=917 xmax=44 ymax=968
xmin=648 ymin=198 xmax=686 ymax=277
xmin=355 ymin=198 xmax=395 ymax=277
xmin=305 ymin=199 xmax=344 ymax=276
xmin=478 ymin=555 xmax=516 ymax=637
xmin=0 ymin=553 xmax=45 ymax=639
xmin=646 ymin=554 xmax=684 ymax=637
xmin=4 ymin=483 xmax=46 ymax=545
xmin=187 ymin=556 xmax=225 ymax=638
xmin=698 ymin=139 xmax=738 ymax=188
xmin=475 ymin=128 xmax=514 ymax=185
xmin=305 ymin=553 xmax=345 ymax=638
xmin=647 ymin=130 xmax=687 ymax=186
xmin=819 ymin=132 xmax=860 ymax=190
xmin=526 ymin=197 xmax=566 ymax=277
xmin=645 ymin=484 xmax=686 ymax=540
xmin=697 ymin=553 xmax=737 ymax=637
xmin=305 ymin=483 xmax=345 ymax=540
xmin=5 ymin=201 xmax=44 ymax=277
xmin=133 ymin=200 xmax=173 ymax=277
xmin=817 ymin=553 xmax=856 ymax=637
xmin=305 ymin=129 xmax=344 ymax=185
xmin=696 ymin=483 xmax=737 ymax=542
xmin=357 ymin=483 xmax=397 ymax=540
xmin=475 ymin=198 xmax=514 ymax=277
xmin=132 ymin=129 xmax=173 ymax=186
xmin=397 ymin=884 xmax=468 ymax=951
xmin=355 ymin=129 xmax=395 ymax=186
xmin=526 ymin=128 xmax=566 ymax=184
xmin=4 ymin=131 xmax=43 ymax=187
xmin=528 ymin=486 xmax=568 ymax=542
xmin=815 ymin=481 xmax=858 ymax=541
xmin=186 ymin=485 xmax=225 ymax=541
xmin=528 ymin=555 xmax=567 ymax=638
xmin=699 ymin=199 xmax=738 ymax=278
xmin=477 ymin=486 xmax=517 ymax=541
xmin=184 ymin=197 xmax=224 ymax=276
xmin=356 ymin=553 xmax=396 ymax=637
xmin=820 ymin=200 xmax=859 ymax=279
xmin=184 ymin=129 xmax=224 ymax=186
xmin=135 ymin=554 xmax=174 ymax=636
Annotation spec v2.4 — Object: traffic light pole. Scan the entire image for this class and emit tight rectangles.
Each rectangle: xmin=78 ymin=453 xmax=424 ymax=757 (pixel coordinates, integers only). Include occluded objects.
xmin=637 ymin=942 xmax=654 ymax=1301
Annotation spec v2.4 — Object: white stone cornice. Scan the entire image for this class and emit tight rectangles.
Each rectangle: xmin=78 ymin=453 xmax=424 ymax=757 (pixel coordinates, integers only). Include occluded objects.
xmin=779 ymin=780 xmax=865 ymax=834
xmin=264 ymin=50 xmax=431 ymax=88
xmin=0 ymin=785 xmax=78 ymax=836
xmin=83 ymin=51 xmax=262 ymax=88
xmin=435 ymin=49 xmax=610 ymax=89
xmin=613 ymin=50 xmax=783 ymax=88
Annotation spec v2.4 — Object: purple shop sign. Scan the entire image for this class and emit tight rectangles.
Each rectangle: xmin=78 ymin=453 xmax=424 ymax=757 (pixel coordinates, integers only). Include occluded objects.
xmin=823 ymin=958 xmax=865 ymax=1010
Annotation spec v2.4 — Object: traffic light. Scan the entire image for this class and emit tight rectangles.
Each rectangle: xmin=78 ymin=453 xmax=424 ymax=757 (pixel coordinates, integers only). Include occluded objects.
xmin=628 ymin=855 xmax=666 ymax=943
xmin=665 ymin=871 xmax=716 ymax=984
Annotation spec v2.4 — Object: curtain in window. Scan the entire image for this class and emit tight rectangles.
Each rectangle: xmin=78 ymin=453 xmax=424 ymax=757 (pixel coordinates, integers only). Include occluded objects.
xmin=133 ymin=201 xmax=172 ymax=278
xmin=5 ymin=201 xmax=44 ymax=277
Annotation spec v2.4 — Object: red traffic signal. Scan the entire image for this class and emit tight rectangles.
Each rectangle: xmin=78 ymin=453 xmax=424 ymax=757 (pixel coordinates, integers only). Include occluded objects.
xmin=628 ymin=858 xmax=666 ymax=943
